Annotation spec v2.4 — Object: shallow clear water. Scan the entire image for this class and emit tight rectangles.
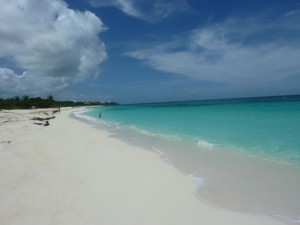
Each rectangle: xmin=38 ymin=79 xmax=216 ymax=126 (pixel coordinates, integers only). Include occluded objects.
xmin=86 ymin=95 xmax=300 ymax=163
xmin=79 ymin=95 xmax=300 ymax=224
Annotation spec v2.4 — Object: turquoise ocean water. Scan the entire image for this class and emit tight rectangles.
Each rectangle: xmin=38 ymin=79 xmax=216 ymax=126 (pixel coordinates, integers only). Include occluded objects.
xmin=86 ymin=95 xmax=300 ymax=163
xmin=79 ymin=95 xmax=300 ymax=223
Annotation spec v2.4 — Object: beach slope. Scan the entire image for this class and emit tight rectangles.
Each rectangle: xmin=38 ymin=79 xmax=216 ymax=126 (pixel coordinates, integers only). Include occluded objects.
xmin=0 ymin=109 xmax=286 ymax=225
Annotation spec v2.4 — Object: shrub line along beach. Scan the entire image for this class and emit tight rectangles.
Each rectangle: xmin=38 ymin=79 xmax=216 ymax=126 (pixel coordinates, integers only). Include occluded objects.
xmin=0 ymin=108 xmax=289 ymax=225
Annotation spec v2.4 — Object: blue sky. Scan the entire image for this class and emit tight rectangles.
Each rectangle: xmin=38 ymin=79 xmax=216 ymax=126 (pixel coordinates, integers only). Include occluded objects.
xmin=0 ymin=0 xmax=300 ymax=103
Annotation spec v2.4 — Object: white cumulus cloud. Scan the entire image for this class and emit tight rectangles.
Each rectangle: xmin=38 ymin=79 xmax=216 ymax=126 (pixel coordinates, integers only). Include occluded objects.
xmin=0 ymin=0 xmax=107 ymax=97
xmin=89 ymin=0 xmax=190 ymax=21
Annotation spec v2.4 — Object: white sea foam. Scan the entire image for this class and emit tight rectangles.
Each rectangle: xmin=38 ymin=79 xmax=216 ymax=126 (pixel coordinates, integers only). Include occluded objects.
xmin=274 ymin=214 xmax=300 ymax=224
xmin=72 ymin=108 xmax=115 ymax=127
xmin=197 ymin=139 xmax=214 ymax=149
xmin=72 ymin=108 xmax=90 ymax=118
xmin=188 ymin=172 xmax=205 ymax=187
xmin=73 ymin=110 xmax=109 ymax=132
xmin=151 ymin=148 xmax=164 ymax=157
xmin=126 ymin=124 xmax=183 ymax=142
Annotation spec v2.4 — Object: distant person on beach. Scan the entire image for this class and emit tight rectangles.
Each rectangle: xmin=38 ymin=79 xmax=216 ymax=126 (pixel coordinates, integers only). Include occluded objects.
xmin=99 ymin=112 xmax=101 ymax=118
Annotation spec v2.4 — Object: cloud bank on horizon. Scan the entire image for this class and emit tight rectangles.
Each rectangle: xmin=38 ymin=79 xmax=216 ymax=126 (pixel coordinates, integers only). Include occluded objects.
xmin=0 ymin=0 xmax=106 ymax=98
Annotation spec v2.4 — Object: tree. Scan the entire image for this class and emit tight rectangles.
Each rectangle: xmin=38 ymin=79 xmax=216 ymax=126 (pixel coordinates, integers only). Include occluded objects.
xmin=14 ymin=96 xmax=20 ymax=102
xmin=21 ymin=95 xmax=30 ymax=108
xmin=47 ymin=95 xmax=55 ymax=107
xmin=22 ymin=95 xmax=29 ymax=101
xmin=47 ymin=95 xmax=54 ymax=101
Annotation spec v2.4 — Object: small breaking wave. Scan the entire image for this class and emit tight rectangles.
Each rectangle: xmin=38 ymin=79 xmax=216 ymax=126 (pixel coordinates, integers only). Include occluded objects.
xmin=188 ymin=172 xmax=205 ymax=187
xmin=197 ymin=139 xmax=215 ymax=149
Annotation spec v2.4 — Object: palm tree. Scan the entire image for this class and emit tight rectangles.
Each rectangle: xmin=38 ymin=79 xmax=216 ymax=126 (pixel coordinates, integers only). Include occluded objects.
xmin=47 ymin=95 xmax=54 ymax=107
xmin=22 ymin=95 xmax=30 ymax=108
xmin=22 ymin=95 xmax=29 ymax=101
xmin=14 ymin=96 xmax=20 ymax=102
xmin=47 ymin=95 xmax=54 ymax=101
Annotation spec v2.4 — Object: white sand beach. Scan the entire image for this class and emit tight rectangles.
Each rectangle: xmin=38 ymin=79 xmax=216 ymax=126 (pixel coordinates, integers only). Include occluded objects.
xmin=0 ymin=108 xmax=287 ymax=225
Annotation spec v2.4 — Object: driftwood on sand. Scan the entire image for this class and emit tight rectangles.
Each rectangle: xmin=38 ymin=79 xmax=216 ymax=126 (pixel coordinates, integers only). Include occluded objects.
xmin=31 ymin=116 xmax=55 ymax=121
xmin=34 ymin=120 xmax=50 ymax=126
xmin=31 ymin=115 xmax=56 ymax=126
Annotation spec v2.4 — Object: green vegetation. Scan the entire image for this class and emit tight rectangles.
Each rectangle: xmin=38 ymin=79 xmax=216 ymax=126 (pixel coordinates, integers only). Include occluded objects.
xmin=0 ymin=95 xmax=119 ymax=110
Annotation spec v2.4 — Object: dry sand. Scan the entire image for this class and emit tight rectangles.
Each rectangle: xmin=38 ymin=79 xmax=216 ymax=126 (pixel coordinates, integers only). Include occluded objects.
xmin=0 ymin=108 xmax=287 ymax=225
